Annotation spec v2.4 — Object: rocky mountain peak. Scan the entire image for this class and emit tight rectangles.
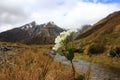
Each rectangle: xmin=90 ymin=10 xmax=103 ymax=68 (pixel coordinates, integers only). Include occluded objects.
xmin=45 ymin=21 xmax=57 ymax=28
xmin=0 ymin=21 xmax=64 ymax=44
xmin=20 ymin=21 xmax=36 ymax=30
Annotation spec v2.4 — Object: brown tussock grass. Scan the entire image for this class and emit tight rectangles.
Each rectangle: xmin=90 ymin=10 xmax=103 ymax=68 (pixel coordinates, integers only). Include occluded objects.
xmin=0 ymin=44 xmax=74 ymax=80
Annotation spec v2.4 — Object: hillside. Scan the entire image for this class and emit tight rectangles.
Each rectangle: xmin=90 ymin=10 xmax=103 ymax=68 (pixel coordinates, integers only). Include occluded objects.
xmin=0 ymin=21 xmax=64 ymax=44
xmin=76 ymin=11 xmax=120 ymax=45
xmin=73 ymin=11 xmax=120 ymax=69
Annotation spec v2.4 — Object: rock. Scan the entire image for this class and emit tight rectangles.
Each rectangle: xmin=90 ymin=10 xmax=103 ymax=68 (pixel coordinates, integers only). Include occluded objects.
xmin=46 ymin=50 xmax=56 ymax=57
xmin=0 ymin=46 xmax=13 ymax=51
xmin=49 ymin=50 xmax=56 ymax=55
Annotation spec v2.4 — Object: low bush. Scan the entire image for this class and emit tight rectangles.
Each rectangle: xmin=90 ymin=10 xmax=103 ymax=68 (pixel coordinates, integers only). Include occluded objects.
xmin=73 ymin=48 xmax=84 ymax=53
xmin=76 ymin=75 xmax=85 ymax=80
xmin=109 ymin=46 xmax=120 ymax=57
xmin=88 ymin=44 xmax=105 ymax=55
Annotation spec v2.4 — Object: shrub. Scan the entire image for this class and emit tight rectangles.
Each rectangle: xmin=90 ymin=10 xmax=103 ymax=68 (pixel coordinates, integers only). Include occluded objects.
xmin=88 ymin=44 xmax=105 ymax=55
xmin=109 ymin=47 xmax=120 ymax=57
xmin=73 ymin=48 xmax=84 ymax=53
xmin=76 ymin=75 xmax=85 ymax=80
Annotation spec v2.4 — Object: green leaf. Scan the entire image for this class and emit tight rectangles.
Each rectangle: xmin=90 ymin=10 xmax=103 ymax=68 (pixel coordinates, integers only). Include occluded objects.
xmin=66 ymin=48 xmax=74 ymax=61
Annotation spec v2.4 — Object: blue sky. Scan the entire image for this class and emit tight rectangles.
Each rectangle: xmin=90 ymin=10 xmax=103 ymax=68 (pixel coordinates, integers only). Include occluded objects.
xmin=83 ymin=0 xmax=120 ymax=3
xmin=0 ymin=0 xmax=120 ymax=32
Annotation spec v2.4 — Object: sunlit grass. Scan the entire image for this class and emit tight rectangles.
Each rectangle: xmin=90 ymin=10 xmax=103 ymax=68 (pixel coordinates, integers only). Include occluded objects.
xmin=0 ymin=44 xmax=76 ymax=80
xmin=75 ymin=53 xmax=120 ymax=68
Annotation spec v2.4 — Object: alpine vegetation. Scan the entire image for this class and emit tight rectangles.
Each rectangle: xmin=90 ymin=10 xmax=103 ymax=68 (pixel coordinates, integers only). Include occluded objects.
xmin=52 ymin=29 xmax=77 ymax=80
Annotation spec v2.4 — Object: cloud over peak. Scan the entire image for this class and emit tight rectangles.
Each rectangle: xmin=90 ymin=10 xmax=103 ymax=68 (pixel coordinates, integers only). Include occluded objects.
xmin=0 ymin=0 xmax=120 ymax=32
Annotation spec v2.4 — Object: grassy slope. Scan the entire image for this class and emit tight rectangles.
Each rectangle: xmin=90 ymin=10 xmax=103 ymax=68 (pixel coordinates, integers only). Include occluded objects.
xmin=75 ymin=11 xmax=120 ymax=68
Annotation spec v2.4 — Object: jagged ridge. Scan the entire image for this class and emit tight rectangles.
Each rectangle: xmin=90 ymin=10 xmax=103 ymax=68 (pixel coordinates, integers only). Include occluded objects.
xmin=0 ymin=21 xmax=64 ymax=44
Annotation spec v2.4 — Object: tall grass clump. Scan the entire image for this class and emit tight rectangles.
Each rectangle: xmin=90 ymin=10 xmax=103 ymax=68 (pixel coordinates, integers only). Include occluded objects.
xmin=0 ymin=45 xmax=73 ymax=80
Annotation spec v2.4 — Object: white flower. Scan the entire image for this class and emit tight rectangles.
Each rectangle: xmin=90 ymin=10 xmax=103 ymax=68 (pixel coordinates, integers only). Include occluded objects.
xmin=55 ymin=31 xmax=69 ymax=44
xmin=52 ymin=29 xmax=77 ymax=51
xmin=52 ymin=43 xmax=62 ymax=51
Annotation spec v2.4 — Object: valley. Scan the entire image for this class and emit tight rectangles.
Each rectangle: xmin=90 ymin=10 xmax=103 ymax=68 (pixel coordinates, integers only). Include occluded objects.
xmin=0 ymin=11 xmax=120 ymax=80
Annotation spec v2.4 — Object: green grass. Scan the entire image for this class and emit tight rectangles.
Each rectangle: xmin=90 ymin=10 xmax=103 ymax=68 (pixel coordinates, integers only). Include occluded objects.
xmin=75 ymin=53 xmax=120 ymax=69
xmin=74 ymin=30 xmax=120 ymax=69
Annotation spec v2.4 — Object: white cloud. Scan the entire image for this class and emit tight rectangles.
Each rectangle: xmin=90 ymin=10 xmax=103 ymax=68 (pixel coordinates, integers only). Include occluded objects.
xmin=0 ymin=0 xmax=120 ymax=32
xmin=61 ymin=2 xmax=120 ymax=29
xmin=0 ymin=24 xmax=13 ymax=32
xmin=31 ymin=1 xmax=120 ymax=29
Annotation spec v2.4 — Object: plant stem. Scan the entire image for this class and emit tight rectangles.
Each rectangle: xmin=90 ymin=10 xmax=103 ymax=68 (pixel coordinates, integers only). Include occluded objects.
xmin=70 ymin=60 xmax=75 ymax=80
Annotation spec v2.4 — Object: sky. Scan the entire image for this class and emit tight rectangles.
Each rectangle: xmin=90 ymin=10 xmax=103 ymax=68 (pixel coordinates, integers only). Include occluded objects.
xmin=0 ymin=0 xmax=120 ymax=32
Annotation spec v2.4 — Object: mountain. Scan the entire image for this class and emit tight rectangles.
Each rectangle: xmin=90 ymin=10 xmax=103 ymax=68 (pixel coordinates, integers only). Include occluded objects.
xmin=74 ymin=25 xmax=91 ymax=38
xmin=76 ymin=11 xmax=120 ymax=45
xmin=0 ymin=21 xmax=64 ymax=44
xmin=73 ymin=11 xmax=120 ymax=69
